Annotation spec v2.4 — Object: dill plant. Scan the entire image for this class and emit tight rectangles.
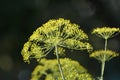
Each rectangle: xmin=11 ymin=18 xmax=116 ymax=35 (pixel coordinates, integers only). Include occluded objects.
xmin=31 ymin=58 xmax=93 ymax=80
xmin=21 ymin=18 xmax=93 ymax=80
xmin=90 ymin=27 xmax=120 ymax=80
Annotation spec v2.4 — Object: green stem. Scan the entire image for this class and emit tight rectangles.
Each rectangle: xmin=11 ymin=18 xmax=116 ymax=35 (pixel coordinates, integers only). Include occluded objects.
xmin=100 ymin=39 xmax=107 ymax=80
xmin=104 ymin=39 xmax=107 ymax=51
xmin=100 ymin=61 xmax=105 ymax=80
xmin=55 ymin=46 xmax=65 ymax=80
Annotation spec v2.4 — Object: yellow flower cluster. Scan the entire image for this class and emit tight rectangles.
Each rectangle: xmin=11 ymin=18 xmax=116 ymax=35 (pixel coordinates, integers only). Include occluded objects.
xmin=54 ymin=46 xmax=65 ymax=56
xmin=21 ymin=18 xmax=92 ymax=63
xmin=31 ymin=58 xmax=93 ymax=80
xmin=90 ymin=50 xmax=119 ymax=62
xmin=92 ymin=27 xmax=120 ymax=39
xmin=21 ymin=42 xmax=45 ymax=63
xmin=61 ymin=39 xmax=93 ymax=51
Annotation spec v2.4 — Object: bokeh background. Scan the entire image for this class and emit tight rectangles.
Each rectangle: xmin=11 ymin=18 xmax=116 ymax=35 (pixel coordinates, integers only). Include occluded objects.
xmin=0 ymin=0 xmax=120 ymax=80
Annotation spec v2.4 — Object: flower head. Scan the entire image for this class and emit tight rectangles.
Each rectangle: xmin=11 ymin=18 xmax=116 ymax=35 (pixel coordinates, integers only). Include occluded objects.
xmin=92 ymin=27 xmax=120 ymax=39
xmin=21 ymin=18 xmax=92 ymax=63
xmin=31 ymin=58 xmax=93 ymax=80
xmin=90 ymin=50 xmax=119 ymax=62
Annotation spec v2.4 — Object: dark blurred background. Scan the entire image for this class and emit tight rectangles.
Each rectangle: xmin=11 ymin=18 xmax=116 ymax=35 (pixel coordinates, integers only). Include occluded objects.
xmin=0 ymin=0 xmax=120 ymax=80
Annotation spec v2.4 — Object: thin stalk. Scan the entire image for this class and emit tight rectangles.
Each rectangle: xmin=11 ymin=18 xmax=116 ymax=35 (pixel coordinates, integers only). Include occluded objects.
xmin=104 ymin=39 xmax=107 ymax=51
xmin=100 ymin=39 xmax=107 ymax=80
xmin=55 ymin=45 xmax=65 ymax=80
xmin=100 ymin=61 xmax=105 ymax=80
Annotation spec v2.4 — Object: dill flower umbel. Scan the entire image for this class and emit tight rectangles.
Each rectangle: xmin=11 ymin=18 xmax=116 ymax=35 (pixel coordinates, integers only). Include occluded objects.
xmin=31 ymin=58 xmax=93 ymax=80
xmin=21 ymin=18 xmax=92 ymax=63
xmin=92 ymin=27 xmax=120 ymax=39
xmin=90 ymin=27 xmax=120 ymax=80
xmin=90 ymin=50 xmax=119 ymax=62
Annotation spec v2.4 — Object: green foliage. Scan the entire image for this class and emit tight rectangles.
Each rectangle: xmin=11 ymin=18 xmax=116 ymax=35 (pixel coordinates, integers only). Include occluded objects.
xmin=31 ymin=58 xmax=93 ymax=80
xmin=21 ymin=18 xmax=92 ymax=63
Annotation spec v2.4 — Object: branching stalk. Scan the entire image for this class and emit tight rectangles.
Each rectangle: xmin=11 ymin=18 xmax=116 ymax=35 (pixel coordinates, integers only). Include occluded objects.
xmin=55 ymin=45 xmax=65 ymax=80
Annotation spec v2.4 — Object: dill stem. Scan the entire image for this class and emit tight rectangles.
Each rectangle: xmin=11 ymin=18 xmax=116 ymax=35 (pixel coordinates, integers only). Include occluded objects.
xmin=105 ymin=39 xmax=107 ymax=51
xmin=100 ymin=39 xmax=107 ymax=80
xmin=55 ymin=45 xmax=65 ymax=80
xmin=100 ymin=60 xmax=105 ymax=80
